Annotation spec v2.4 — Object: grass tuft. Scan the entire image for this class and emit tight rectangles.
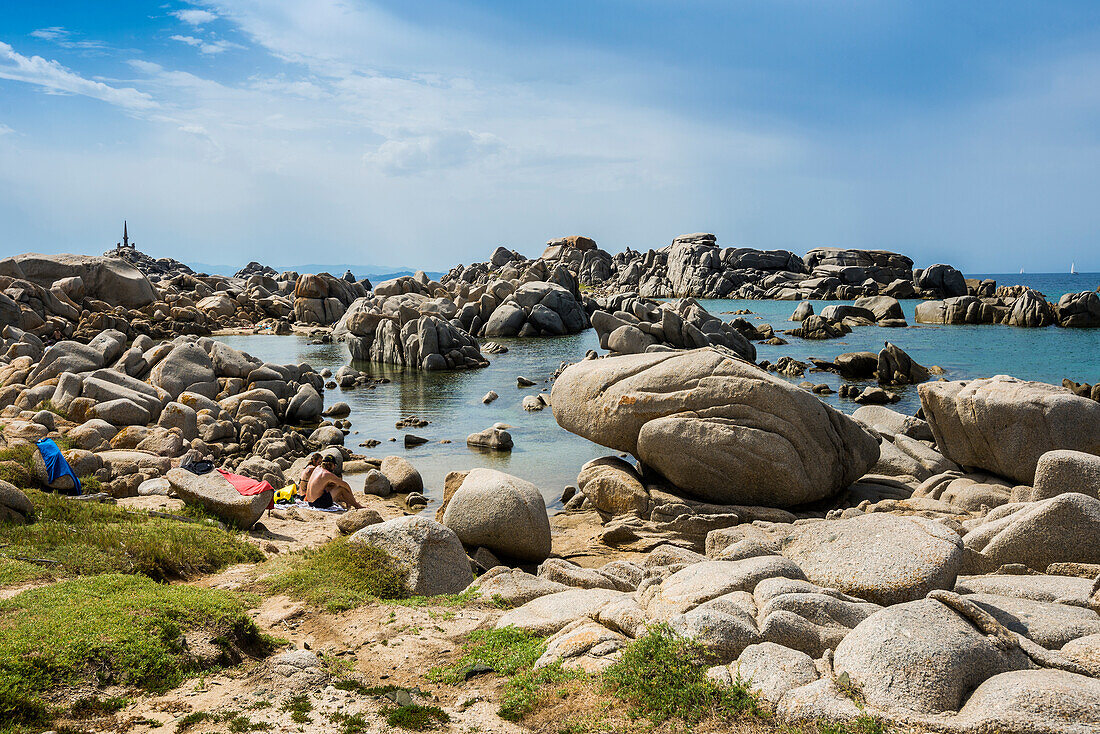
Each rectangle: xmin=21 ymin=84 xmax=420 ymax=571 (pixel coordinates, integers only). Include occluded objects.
xmin=0 ymin=446 xmax=37 ymax=490
xmin=431 ymin=627 xmax=546 ymax=685
xmin=601 ymin=623 xmax=765 ymax=725
xmin=385 ymin=704 xmax=449 ymax=731
xmin=259 ymin=537 xmax=406 ymax=611
xmin=281 ymin=694 xmax=313 ymax=724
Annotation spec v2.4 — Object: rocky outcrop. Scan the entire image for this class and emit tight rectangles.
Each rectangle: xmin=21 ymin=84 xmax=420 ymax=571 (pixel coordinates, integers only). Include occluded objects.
xmin=481 ymin=281 xmax=588 ymax=338
xmin=551 ymin=348 xmax=879 ymax=506
xmin=334 ymin=297 xmax=488 ymax=371
xmin=0 ymin=252 xmax=156 ymax=308
xmin=1057 ymin=291 xmax=1100 ymax=328
xmin=919 ymin=376 xmax=1100 ymax=483
xmin=590 ymin=296 xmax=756 ymax=361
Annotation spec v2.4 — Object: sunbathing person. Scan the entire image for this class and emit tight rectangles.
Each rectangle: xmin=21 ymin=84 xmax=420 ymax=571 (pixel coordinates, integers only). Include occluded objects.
xmin=298 ymin=453 xmax=322 ymax=489
xmin=304 ymin=456 xmax=363 ymax=509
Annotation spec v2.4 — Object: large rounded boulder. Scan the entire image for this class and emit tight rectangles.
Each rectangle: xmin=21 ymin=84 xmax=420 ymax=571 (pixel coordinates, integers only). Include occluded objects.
xmin=919 ymin=376 xmax=1100 ymax=484
xmin=779 ymin=513 xmax=964 ymax=606
xmin=550 ymin=348 xmax=879 ymax=506
xmin=441 ymin=468 xmax=552 ymax=562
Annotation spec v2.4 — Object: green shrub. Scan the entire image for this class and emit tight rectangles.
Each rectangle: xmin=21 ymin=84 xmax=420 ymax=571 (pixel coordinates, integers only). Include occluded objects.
xmin=280 ymin=694 xmax=312 ymax=724
xmin=260 ymin=537 xmax=406 ymax=611
xmin=430 ymin=626 xmax=579 ymax=721
xmin=601 ymin=623 xmax=764 ymax=725
xmin=0 ymin=446 xmax=36 ymax=490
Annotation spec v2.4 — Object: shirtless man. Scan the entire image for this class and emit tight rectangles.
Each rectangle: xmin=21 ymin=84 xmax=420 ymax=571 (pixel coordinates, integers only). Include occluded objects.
xmin=305 ymin=456 xmax=363 ymax=509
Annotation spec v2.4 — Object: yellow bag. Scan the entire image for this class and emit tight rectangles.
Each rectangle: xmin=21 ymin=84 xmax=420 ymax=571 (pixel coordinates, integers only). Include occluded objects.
xmin=273 ymin=483 xmax=297 ymax=503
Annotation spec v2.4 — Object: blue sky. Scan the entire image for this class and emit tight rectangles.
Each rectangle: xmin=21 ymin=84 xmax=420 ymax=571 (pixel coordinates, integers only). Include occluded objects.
xmin=1 ymin=1 xmax=1099 ymax=272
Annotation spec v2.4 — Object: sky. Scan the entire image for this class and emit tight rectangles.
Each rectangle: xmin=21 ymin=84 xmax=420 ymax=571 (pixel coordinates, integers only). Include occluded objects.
xmin=1 ymin=1 xmax=1099 ymax=272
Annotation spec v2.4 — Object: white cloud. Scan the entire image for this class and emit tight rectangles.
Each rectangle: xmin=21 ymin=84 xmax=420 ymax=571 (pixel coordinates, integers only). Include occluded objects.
xmin=172 ymin=9 xmax=218 ymax=26
xmin=169 ymin=34 xmax=241 ymax=55
xmin=0 ymin=123 xmax=14 ymax=135
xmin=0 ymin=42 xmax=157 ymax=111
xmin=29 ymin=26 xmax=109 ymax=52
xmin=364 ymin=131 xmax=504 ymax=176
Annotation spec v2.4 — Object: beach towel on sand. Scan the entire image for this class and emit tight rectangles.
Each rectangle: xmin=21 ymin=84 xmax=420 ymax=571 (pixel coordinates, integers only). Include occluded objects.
xmin=36 ymin=438 xmax=81 ymax=495
xmin=216 ymin=469 xmax=274 ymax=509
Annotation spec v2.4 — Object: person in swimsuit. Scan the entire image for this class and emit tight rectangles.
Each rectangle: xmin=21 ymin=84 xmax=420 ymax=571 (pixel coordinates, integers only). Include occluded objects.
xmin=305 ymin=456 xmax=363 ymax=509
xmin=298 ymin=453 xmax=323 ymax=496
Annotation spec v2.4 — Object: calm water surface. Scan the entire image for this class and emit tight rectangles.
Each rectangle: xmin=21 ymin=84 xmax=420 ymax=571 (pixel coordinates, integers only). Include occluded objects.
xmin=214 ymin=272 xmax=1100 ymax=509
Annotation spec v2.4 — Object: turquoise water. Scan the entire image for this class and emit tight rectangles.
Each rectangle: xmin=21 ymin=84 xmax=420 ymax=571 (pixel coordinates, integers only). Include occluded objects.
xmin=214 ymin=272 xmax=1100 ymax=510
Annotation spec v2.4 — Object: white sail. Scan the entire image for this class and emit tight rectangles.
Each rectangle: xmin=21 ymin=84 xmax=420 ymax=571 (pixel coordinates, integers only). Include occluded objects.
xmin=1071 ymin=262 xmax=1077 ymax=274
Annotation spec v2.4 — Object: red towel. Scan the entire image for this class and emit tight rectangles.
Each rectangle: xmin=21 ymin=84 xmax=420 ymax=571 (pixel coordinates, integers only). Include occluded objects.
xmin=216 ymin=469 xmax=275 ymax=509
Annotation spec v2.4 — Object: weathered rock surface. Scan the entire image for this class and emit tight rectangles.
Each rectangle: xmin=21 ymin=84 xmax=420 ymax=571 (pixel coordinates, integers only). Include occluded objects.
xmin=833 ymin=597 xmax=1029 ymax=715
xmin=165 ymin=467 xmax=271 ymax=528
xmin=779 ymin=514 xmax=964 ymax=606
xmin=551 ymin=348 xmax=879 ymax=506
xmin=919 ymin=376 xmax=1100 ymax=483
xmin=441 ymin=469 xmax=551 ymax=562
xmin=351 ymin=516 xmax=472 ymax=596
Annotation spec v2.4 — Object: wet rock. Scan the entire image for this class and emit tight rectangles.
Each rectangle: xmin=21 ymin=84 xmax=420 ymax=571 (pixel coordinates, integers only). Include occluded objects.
xmin=466 ymin=427 xmax=513 ymax=451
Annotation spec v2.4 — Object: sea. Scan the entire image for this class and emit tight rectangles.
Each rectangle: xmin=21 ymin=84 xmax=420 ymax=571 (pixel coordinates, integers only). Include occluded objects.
xmin=214 ymin=272 xmax=1100 ymax=510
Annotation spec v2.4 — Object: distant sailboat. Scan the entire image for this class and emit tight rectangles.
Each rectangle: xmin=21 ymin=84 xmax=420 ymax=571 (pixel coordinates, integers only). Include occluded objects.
xmin=1019 ymin=268 xmax=1025 ymax=274
xmin=1071 ymin=262 xmax=1078 ymax=274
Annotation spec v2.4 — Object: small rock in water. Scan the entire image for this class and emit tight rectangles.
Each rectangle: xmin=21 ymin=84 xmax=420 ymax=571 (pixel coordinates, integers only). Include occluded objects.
xmin=517 ymin=376 xmax=536 ymax=387
xmin=482 ymin=390 xmax=499 ymax=404
xmin=396 ymin=416 xmax=429 ymax=428
xmin=467 ymin=427 xmax=513 ymax=451
xmin=405 ymin=492 xmax=428 ymax=510
xmin=404 ymin=434 xmax=429 ymax=448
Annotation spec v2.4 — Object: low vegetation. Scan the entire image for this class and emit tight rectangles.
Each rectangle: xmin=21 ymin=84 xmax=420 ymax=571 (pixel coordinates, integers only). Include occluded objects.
xmin=0 ymin=573 xmax=274 ymax=734
xmin=429 ymin=624 xmax=886 ymax=734
xmin=0 ymin=488 xmax=264 ymax=585
xmin=259 ymin=536 xmax=406 ymax=611
xmin=431 ymin=626 xmax=579 ymax=721
xmin=385 ymin=703 xmax=450 ymax=730
xmin=0 ymin=446 xmax=39 ymax=490
xmin=602 ymin=623 xmax=764 ymax=724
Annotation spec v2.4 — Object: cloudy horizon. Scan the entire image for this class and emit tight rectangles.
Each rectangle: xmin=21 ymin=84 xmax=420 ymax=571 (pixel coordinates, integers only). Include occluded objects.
xmin=2 ymin=1 xmax=1099 ymax=273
